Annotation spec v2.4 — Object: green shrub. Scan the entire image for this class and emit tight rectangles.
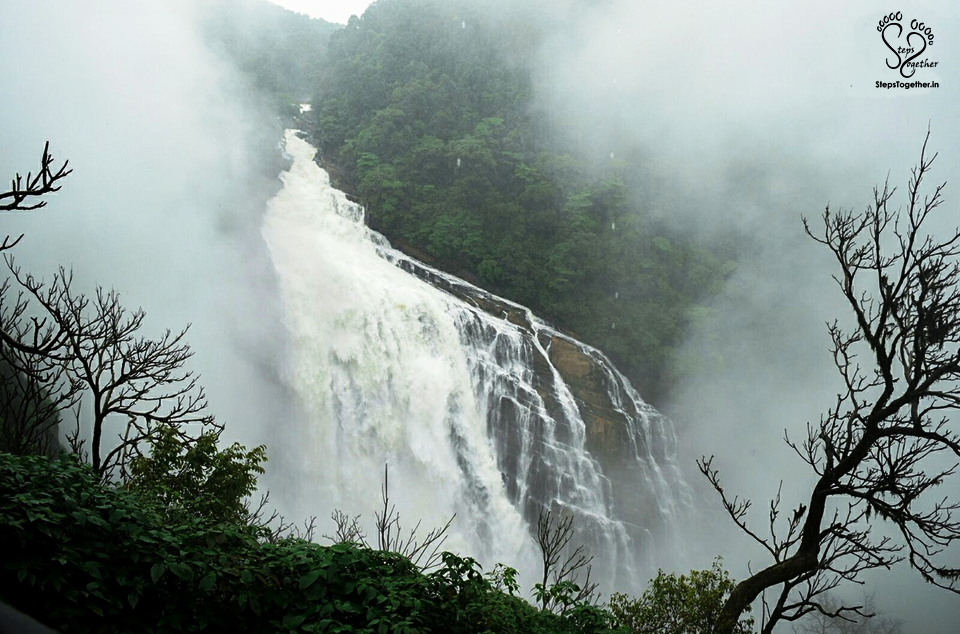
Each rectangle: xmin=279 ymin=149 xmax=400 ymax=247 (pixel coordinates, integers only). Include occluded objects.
xmin=608 ymin=559 xmax=753 ymax=634
xmin=0 ymin=453 xmax=433 ymax=633
xmin=124 ymin=425 xmax=267 ymax=526
xmin=0 ymin=452 xmax=621 ymax=634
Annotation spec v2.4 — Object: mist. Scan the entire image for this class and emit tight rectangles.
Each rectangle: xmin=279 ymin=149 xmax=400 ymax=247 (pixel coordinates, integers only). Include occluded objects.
xmin=0 ymin=1 xmax=293 ymax=464
xmin=528 ymin=0 xmax=960 ymax=630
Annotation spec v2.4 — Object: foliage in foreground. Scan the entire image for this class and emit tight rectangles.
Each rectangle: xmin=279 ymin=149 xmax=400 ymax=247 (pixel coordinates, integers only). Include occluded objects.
xmin=123 ymin=424 xmax=267 ymax=527
xmin=608 ymin=559 xmax=753 ymax=634
xmin=0 ymin=452 xmax=621 ymax=634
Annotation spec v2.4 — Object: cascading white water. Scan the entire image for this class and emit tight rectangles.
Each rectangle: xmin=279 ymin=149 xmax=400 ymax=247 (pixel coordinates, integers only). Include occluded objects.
xmin=262 ymin=129 xmax=689 ymax=592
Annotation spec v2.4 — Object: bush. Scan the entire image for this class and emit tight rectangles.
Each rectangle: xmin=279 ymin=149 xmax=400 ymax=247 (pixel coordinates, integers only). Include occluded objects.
xmin=0 ymin=452 xmax=622 ymax=634
xmin=0 ymin=452 xmax=432 ymax=632
xmin=608 ymin=558 xmax=754 ymax=634
xmin=124 ymin=425 xmax=267 ymax=526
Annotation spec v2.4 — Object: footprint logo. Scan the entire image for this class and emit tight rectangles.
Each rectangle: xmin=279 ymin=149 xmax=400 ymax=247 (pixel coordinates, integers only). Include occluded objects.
xmin=878 ymin=12 xmax=935 ymax=79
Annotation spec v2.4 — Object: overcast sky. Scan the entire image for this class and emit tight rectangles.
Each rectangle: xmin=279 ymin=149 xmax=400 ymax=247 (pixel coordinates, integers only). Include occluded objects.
xmin=0 ymin=0 xmax=294 ymax=462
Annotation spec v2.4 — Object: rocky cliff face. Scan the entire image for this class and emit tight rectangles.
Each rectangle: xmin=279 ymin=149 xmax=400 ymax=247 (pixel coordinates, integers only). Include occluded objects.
xmin=392 ymin=252 xmax=671 ymax=462
xmin=545 ymin=335 xmax=634 ymax=458
xmin=388 ymin=250 xmax=685 ymax=555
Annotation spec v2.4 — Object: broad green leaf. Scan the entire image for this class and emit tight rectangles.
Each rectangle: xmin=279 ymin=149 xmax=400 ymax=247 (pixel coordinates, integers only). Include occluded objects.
xmin=299 ymin=569 xmax=321 ymax=589
xmin=170 ymin=562 xmax=195 ymax=581
xmin=283 ymin=613 xmax=306 ymax=628
xmin=199 ymin=572 xmax=217 ymax=592
xmin=306 ymin=583 xmax=326 ymax=601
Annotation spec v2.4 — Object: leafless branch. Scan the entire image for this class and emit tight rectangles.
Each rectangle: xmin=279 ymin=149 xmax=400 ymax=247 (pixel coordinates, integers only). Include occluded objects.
xmin=791 ymin=592 xmax=904 ymax=634
xmin=0 ymin=142 xmax=72 ymax=213
xmin=709 ymin=129 xmax=960 ymax=633
xmin=1 ymin=261 xmax=219 ymax=477
xmin=534 ymin=506 xmax=599 ymax=611
xmin=374 ymin=464 xmax=454 ymax=571
xmin=323 ymin=465 xmax=454 ymax=570
xmin=325 ymin=509 xmax=367 ymax=545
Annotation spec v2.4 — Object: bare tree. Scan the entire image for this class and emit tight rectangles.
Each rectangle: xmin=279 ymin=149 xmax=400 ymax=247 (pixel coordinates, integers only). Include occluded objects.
xmin=0 ymin=350 xmax=77 ymax=456
xmin=700 ymin=130 xmax=960 ymax=634
xmin=1 ymin=142 xmax=219 ymax=476
xmin=326 ymin=509 xmax=367 ymax=545
xmin=325 ymin=465 xmax=454 ymax=571
xmin=0 ymin=143 xmax=75 ymax=454
xmin=15 ymin=266 xmax=220 ymax=477
xmin=373 ymin=464 xmax=454 ymax=569
xmin=0 ymin=143 xmax=71 ymax=357
xmin=534 ymin=507 xmax=599 ymax=612
xmin=245 ymin=491 xmax=313 ymax=543
xmin=792 ymin=592 xmax=904 ymax=634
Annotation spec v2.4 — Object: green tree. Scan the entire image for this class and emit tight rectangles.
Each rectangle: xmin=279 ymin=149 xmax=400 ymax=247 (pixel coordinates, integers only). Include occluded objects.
xmin=311 ymin=0 xmax=734 ymax=404
xmin=124 ymin=425 xmax=267 ymax=526
xmin=609 ymin=559 xmax=754 ymax=634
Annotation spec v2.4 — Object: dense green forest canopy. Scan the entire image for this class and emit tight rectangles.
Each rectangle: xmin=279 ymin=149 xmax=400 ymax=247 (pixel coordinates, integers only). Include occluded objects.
xmin=308 ymin=0 xmax=736 ymax=403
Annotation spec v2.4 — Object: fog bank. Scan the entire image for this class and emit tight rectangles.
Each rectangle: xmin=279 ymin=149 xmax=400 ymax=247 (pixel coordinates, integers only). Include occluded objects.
xmin=529 ymin=0 xmax=960 ymax=630
xmin=0 ymin=1 xmax=293 ymax=462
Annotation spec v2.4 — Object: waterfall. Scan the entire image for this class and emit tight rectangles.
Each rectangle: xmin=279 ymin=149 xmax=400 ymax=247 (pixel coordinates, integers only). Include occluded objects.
xmin=261 ymin=129 xmax=690 ymax=593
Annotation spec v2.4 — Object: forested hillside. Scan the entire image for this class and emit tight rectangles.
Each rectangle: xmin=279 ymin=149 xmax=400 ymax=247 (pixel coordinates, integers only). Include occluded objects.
xmin=309 ymin=0 xmax=735 ymax=403
xmin=200 ymin=0 xmax=340 ymax=113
